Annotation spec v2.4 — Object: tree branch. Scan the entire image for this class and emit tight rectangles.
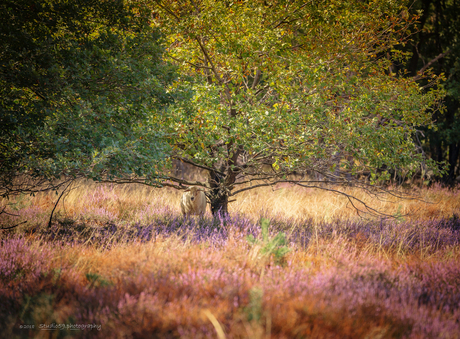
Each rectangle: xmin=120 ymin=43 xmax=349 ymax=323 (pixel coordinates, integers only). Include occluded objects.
xmin=47 ymin=179 xmax=75 ymax=228
xmin=413 ymin=49 xmax=450 ymax=81
xmin=232 ymin=180 xmax=406 ymax=219
xmin=155 ymin=1 xmax=181 ymax=22
xmin=102 ymin=176 xmax=208 ymax=190
xmin=172 ymin=156 xmax=225 ymax=176
xmin=195 ymin=37 xmax=222 ymax=85
xmin=0 ymin=204 xmax=19 ymax=217
xmin=251 ymin=68 xmax=261 ymax=90
xmin=0 ymin=221 xmax=27 ymax=231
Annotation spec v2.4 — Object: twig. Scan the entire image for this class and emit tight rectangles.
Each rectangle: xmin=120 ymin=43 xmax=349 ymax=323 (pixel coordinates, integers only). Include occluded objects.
xmin=0 ymin=205 xmax=19 ymax=217
xmin=0 ymin=221 xmax=27 ymax=231
xmin=47 ymin=180 xmax=74 ymax=229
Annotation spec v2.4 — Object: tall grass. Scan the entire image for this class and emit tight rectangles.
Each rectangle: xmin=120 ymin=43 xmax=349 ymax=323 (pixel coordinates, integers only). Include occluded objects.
xmin=2 ymin=180 xmax=459 ymax=229
xmin=0 ymin=181 xmax=459 ymax=338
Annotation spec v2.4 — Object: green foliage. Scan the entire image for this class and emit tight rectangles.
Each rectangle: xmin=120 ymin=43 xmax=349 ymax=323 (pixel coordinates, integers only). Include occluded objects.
xmin=154 ymin=0 xmax=446 ymax=200
xmin=0 ymin=0 xmax=177 ymax=197
xmin=247 ymin=218 xmax=291 ymax=264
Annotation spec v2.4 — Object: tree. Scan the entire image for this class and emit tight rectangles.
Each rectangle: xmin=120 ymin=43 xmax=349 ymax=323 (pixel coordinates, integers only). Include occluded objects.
xmin=0 ymin=0 xmax=176 ymax=199
xmin=152 ymin=0 xmax=445 ymax=216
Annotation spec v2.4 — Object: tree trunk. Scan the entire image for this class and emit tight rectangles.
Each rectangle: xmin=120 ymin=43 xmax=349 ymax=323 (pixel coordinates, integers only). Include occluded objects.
xmin=209 ymin=188 xmax=229 ymax=217
xmin=208 ymin=170 xmax=230 ymax=217
xmin=448 ymin=142 xmax=459 ymax=185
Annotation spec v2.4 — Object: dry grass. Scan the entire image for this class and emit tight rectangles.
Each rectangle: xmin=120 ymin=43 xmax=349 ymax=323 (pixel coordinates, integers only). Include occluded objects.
xmin=230 ymin=183 xmax=460 ymax=222
xmin=2 ymin=180 xmax=458 ymax=228
xmin=1 ymin=180 xmax=460 ymax=338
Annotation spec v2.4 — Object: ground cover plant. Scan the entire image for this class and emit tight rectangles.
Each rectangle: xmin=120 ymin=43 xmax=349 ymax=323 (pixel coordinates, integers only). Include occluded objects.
xmin=1 ymin=182 xmax=459 ymax=338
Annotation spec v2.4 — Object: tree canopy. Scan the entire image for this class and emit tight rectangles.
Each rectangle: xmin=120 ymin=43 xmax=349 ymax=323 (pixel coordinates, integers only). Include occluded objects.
xmin=0 ymin=0 xmax=176 ymax=197
xmin=152 ymin=0 xmax=445 ymax=215
xmin=1 ymin=0 xmax=450 ymax=219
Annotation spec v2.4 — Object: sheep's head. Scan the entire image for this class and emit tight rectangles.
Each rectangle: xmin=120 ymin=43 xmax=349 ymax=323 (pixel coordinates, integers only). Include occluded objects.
xmin=186 ymin=187 xmax=203 ymax=201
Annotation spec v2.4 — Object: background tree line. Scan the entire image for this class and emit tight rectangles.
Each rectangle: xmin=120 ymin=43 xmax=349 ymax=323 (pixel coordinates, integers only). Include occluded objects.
xmin=406 ymin=0 xmax=460 ymax=185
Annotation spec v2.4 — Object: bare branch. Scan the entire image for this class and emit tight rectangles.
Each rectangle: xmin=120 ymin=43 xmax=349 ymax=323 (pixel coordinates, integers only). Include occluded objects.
xmin=1 ymin=175 xmax=81 ymax=199
xmin=47 ymin=179 xmax=75 ymax=229
xmin=172 ymin=156 xmax=225 ymax=176
xmin=413 ymin=49 xmax=450 ymax=81
xmin=101 ymin=176 xmax=208 ymax=190
xmin=0 ymin=205 xmax=19 ymax=217
xmin=0 ymin=221 xmax=27 ymax=231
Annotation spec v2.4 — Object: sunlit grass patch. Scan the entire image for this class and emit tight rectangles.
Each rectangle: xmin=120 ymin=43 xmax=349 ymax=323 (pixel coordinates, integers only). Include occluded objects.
xmin=3 ymin=180 xmax=460 ymax=231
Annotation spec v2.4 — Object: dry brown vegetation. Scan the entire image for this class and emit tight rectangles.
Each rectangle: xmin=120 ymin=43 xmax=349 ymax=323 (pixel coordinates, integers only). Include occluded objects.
xmin=1 ymin=181 xmax=460 ymax=338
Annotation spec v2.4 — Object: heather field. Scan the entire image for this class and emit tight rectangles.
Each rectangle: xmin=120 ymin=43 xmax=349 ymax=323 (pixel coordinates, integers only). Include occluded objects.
xmin=1 ymin=182 xmax=460 ymax=338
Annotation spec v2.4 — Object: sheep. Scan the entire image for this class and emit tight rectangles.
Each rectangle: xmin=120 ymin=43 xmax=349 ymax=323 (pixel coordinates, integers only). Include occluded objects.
xmin=180 ymin=186 xmax=207 ymax=216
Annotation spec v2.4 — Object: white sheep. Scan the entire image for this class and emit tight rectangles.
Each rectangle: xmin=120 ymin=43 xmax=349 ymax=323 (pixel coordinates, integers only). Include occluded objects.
xmin=180 ymin=186 xmax=207 ymax=216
